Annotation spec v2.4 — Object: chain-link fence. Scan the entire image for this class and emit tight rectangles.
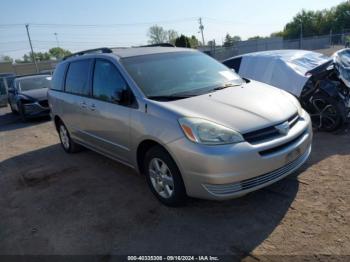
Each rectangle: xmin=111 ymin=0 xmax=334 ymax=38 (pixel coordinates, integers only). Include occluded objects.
xmin=202 ymin=32 xmax=350 ymax=61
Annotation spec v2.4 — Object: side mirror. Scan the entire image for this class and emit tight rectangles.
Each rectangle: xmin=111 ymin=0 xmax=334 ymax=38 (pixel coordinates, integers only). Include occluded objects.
xmin=8 ymin=88 xmax=15 ymax=94
xmin=112 ymin=89 xmax=133 ymax=105
xmin=120 ymin=89 xmax=133 ymax=105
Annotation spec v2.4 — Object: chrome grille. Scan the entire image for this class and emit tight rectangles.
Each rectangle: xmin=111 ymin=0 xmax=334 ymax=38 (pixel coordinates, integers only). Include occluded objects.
xmin=243 ymin=113 xmax=299 ymax=144
xmin=204 ymin=146 xmax=310 ymax=196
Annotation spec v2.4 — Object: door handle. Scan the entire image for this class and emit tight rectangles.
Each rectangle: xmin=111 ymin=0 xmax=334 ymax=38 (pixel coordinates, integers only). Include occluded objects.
xmin=80 ymin=101 xmax=87 ymax=108
xmin=89 ymin=104 xmax=96 ymax=111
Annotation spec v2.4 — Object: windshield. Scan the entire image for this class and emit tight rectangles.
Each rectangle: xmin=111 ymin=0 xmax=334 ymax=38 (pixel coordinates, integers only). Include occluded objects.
xmin=18 ymin=76 xmax=51 ymax=91
xmin=121 ymin=51 xmax=243 ymax=98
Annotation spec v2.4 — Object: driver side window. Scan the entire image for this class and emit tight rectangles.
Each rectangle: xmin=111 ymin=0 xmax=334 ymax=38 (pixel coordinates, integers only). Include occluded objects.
xmin=93 ymin=59 xmax=128 ymax=103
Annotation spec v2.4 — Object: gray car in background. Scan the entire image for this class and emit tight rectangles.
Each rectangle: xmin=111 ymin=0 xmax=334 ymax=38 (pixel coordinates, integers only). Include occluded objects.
xmin=49 ymin=47 xmax=312 ymax=206
xmin=0 ymin=73 xmax=15 ymax=107
xmin=8 ymin=74 xmax=51 ymax=120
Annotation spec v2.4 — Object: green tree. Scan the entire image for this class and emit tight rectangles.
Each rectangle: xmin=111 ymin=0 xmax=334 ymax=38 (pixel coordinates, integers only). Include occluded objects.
xmin=175 ymin=35 xmax=191 ymax=47
xmin=189 ymin=35 xmax=200 ymax=48
xmin=282 ymin=2 xmax=350 ymax=39
xmin=35 ymin=52 xmax=51 ymax=61
xmin=49 ymin=47 xmax=71 ymax=60
xmin=247 ymin=36 xmax=269 ymax=40
xmin=16 ymin=54 xmax=32 ymax=63
xmin=270 ymin=31 xmax=284 ymax=37
xmin=0 ymin=55 xmax=13 ymax=63
xmin=223 ymin=34 xmax=241 ymax=47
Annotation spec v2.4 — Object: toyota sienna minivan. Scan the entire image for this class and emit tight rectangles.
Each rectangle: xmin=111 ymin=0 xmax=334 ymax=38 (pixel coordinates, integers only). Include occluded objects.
xmin=48 ymin=46 xmax=312 ymax=206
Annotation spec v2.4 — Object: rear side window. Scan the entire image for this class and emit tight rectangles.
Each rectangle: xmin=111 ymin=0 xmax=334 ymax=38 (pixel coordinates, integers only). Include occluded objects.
xmin=223 ymin=57 xmax=242 ymax=73
xmin=65 ymin=60 xmax=92 ymax=95
xmin=92 ymin=60 xmax=128 ymax=103
xmin=51 ymin=63 xmax=66 ymax=91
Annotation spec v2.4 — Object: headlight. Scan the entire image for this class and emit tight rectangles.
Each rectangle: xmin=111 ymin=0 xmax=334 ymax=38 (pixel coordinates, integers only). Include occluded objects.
xmin=178 ymin=117 xmax=244 ymax=145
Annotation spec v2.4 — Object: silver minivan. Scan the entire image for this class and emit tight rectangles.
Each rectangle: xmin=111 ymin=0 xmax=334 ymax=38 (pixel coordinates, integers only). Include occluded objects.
xmin=49 ymin=47 xmax=313 ymax=206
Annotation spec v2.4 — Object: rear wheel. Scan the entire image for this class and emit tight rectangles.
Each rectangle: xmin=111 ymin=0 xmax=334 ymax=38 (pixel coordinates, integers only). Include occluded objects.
xmin=309 ymin=92 xmax=345 ymax=132
xmin=57 ymin=121 xmax=83 ymax=153
xmin=144 ymin=146 xmax=187 ymax=206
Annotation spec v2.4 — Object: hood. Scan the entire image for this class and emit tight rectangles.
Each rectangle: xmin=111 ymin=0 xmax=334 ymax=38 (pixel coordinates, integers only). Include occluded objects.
xmin=159 ymin=81 xmax=298 ymax=133
xmin=19 ymin=88 xmax=48 ymax=101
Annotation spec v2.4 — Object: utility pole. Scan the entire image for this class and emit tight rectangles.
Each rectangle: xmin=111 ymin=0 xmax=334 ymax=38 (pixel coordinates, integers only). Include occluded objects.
xmin=199 ymin=18 xmax=205 ymax=46
xmin=54 ymin=32 xmax=60 ymax=47
xmin=300 ymin=23 xmax=303 ymax=49
xmin=25 ymin=24 xmax=39 ymax=73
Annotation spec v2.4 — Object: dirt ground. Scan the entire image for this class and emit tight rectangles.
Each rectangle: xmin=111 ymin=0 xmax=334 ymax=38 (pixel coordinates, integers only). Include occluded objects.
xmin=0 ymin=106 xmax=349 ymax=261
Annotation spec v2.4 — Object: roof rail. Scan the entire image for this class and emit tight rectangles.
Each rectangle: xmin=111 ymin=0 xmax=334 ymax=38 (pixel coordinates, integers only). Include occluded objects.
xmin=63 ymin=47 xmax=113 ymax=60
xmin=140 ymin=43 xmax=175 ymax=47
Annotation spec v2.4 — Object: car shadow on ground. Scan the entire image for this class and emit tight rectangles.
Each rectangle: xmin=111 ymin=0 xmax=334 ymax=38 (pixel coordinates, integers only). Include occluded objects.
xmin=0 ymin=143 xmax=301 ymax=259
xmin=0 ymin=109 xmax=51 ymax=131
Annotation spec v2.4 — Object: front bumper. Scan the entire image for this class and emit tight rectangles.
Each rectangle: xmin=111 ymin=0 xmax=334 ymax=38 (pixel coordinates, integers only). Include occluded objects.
xmin=167 ymin=111 xmax=313 ymax=200
xmin=23 ymin=101 xmax=50 ymax=118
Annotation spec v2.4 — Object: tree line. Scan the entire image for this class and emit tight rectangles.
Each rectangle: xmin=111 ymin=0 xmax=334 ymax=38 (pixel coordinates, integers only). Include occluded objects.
xmin=147 ymin=25 xmax=200 ymax=48
xmin=0 ymin=47 xmax=71 ymax=64
xmin=148 ymin=1 xmax=350 ymax=47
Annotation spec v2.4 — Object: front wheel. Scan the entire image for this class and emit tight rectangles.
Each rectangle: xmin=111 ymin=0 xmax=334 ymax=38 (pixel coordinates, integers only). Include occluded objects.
xmin=9 ymin=101 xmax=18 ymax=114
xmin=18 ymin=103 xmax=27 ymax=121
xmin=308 ymin=92 xmax=345 ymax=132
xmin=144 ymin=146 xmax=187 ymax=207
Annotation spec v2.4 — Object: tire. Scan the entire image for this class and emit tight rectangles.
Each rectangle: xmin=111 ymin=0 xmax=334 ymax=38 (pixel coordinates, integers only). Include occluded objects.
xmin=57 ymin=120 xmax=83 ymax=153
xmin=309 ymin=92 xmax=345 ymax=132
xmin=9 ymin=101 xmax=18 ymax=114
xmin=144 ymin=146 xmax=187 ymax=207
xmin=18 ymin=102 xmax=27 ymax=122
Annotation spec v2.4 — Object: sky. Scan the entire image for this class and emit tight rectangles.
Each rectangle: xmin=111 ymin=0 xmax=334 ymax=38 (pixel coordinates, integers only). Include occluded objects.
xmin=0 ymin=0 xmax=345 ymax=59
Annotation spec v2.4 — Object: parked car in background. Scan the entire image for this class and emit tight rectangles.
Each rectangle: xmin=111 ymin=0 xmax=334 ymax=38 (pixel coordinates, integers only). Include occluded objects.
xmin=49 ymin=47 xmax=312 ymax=206
xmin=223 ymin=49 xmax=350 ymax=131
xmin=40 ymin=69 xmax=55 ymax=75
xmin=0 ymin=73 xmax=15 ymax=107
xmin=8 ymin=74 xmax=51 ymax=120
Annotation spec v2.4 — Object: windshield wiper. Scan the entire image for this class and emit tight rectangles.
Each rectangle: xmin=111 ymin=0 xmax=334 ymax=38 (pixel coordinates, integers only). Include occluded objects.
xmin=212 ymin=82 xmax=241 ymax=91
xmin=147 ymin=95 xmax=193 ymax=101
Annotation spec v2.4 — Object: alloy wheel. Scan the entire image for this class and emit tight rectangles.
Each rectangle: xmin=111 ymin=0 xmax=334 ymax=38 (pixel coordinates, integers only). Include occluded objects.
xmin=59 ymin=125 xmax=70 ymax=150
xmin=310 ymin=98 xmax=338 ymax=130
xmin=148 ymin=158 xmax=175 ymax=199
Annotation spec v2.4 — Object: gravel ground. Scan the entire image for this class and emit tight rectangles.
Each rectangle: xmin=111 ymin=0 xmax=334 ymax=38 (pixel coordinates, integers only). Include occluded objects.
xmin=0 ymin=106 xmax=349 ymax=261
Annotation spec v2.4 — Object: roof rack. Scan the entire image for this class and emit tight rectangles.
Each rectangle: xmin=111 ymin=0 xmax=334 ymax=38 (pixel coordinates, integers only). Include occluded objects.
xmin=63 ymin=47 xmax=113 ymax=60
xmin=140 ymin=43 xmax=175 ymax=47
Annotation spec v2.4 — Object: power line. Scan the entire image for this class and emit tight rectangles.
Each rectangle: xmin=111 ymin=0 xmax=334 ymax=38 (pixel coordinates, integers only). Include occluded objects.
xmin=0 ymin=18 xmax=196 ymax=28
